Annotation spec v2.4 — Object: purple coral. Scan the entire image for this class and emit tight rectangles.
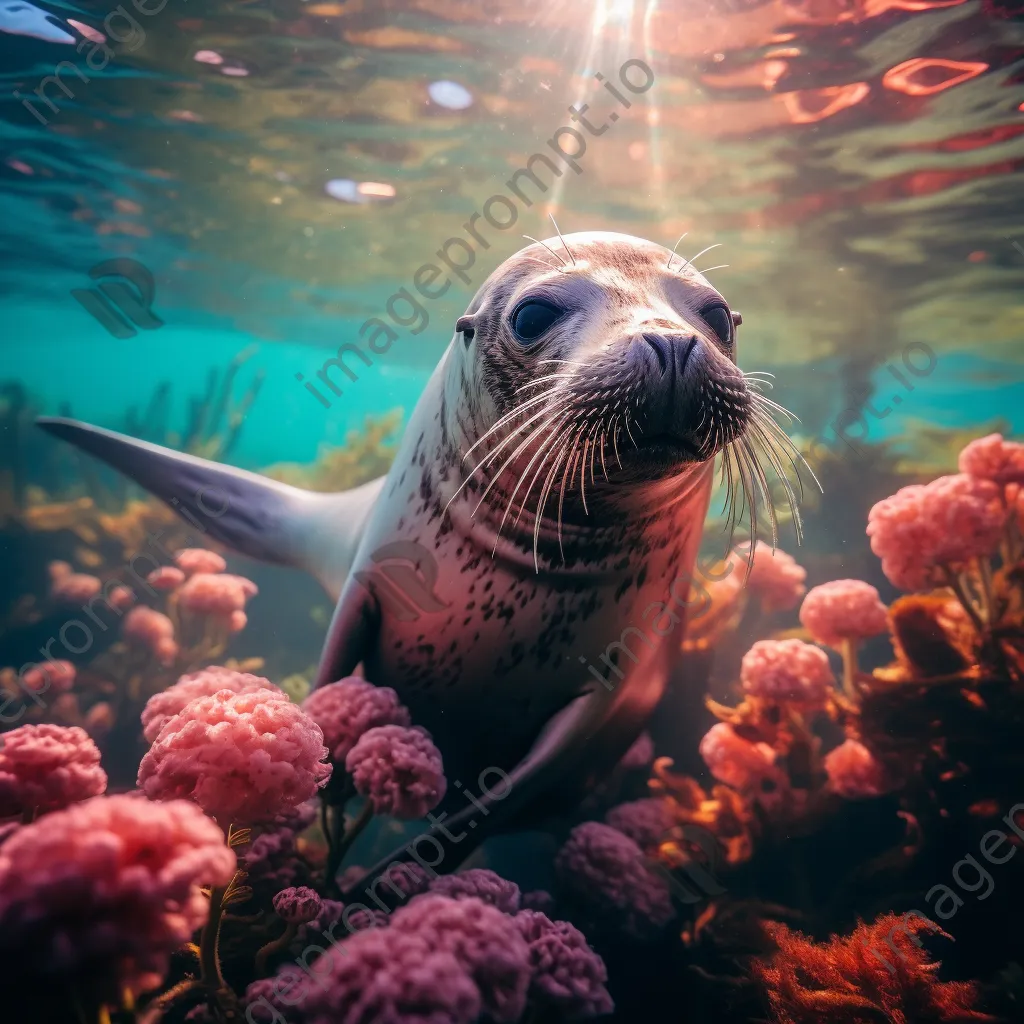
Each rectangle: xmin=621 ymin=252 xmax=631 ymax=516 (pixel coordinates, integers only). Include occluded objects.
xmin=392 ymin=893 xmax=531 ymax=1022
xmin=273 ymin=885 xmax=322 ymax=924
xmin=243 ymin=828 xmax=310 ymax=898
xmin=619 ymin=731 xmax=654 ymax=770
xmin=345 ymin=725 xmax=446 ymax=819
xmin=429 ymin=868 xmax=521 ymax=914
xmin=605 ymin=798 xmax=674 ymax=849
xmin=516 ymin=909 xmax=614 ymax=1019
xmin=303 ymin=677 xmax=411 ymax=762
xmin=276 ymin=927 xmax=483 ymax=1024
xmin=555 ymin=822 xmax=675 ymax=940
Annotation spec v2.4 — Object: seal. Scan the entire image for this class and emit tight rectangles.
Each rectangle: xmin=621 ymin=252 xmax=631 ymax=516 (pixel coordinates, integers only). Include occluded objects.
xmin=38 ymin=230 xmax=805 ymax=885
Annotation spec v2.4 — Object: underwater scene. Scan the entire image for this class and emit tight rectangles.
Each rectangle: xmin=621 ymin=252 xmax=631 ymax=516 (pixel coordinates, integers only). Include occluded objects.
xmin=3 ymin=0 xmax=1024 ymax=1021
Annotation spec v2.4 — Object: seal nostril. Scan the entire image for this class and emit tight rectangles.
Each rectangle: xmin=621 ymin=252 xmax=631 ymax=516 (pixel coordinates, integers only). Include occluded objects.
xmin=643 ymin=333 xmax=669 ymax=374
xmin=676 ymin=336 xmax=698 ymax=377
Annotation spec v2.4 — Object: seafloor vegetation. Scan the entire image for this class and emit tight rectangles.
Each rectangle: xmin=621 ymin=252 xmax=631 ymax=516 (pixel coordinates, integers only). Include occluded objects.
xmin=1 ymin=373 xmax=1023 ymax=1023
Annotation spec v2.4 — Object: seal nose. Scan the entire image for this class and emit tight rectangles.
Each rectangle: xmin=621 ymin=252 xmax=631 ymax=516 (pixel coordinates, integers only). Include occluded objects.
xmin=643 ymin=333 xmax=697 ymax=377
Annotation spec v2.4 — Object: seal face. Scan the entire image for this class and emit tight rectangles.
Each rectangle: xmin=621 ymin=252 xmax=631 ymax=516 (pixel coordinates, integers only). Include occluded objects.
xmin=437 ymin=231 xmax=756 ymax=569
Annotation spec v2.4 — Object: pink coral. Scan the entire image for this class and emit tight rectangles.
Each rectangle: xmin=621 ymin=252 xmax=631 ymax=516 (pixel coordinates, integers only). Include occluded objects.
xmin=866 ymin=474 xmax=1004 ymax=592
xmin=50 ymin=571 xmax=101 ymax=604
xmin=345 ymin=725 xmax=446 ymax=819
xmin=256 ymin=926 xmax=483 ymax=1024
xmin=175 ymin=571 xmax=257 ymax=618
xmin=619 ymin=731 xmax=654 ymax=770
xmin=303 ymin=676 xmax=411 ymax=762
xmin=958 ymin=432 xmax=1024 ymax=486
xmin=175 ymin=548 xmax=228 ymax=576
xmin=141 ymin=666 xmax=284 ymax=743
xmin=0 ymin=724 xmax=107 ymax=818
xmin=699 ymin=723 xmax=780 ymax=792
xmin=740 ymin=638 xmax=835 ymax=708
xmin=516 ymin=909 xmax=614 ymax=1019
xmin=20 ymin=659 xmax=75 ymax=697
xmin=429 ymin=869 xmax=522 ymax=914
xmin=0 ymin=795 xmax=235 ymax=1005
xmin=824 ymin=739 xmax=889 ymax=799
xmin=146 ymin=565 xmax=186 ymax=590
xmin=605 ymin=798 xmax=675 ymax=849
xmin=740 ymin=541 xmax=807 ymax=611
xmin=554 ymin=822 xmax=675 ymax=941
xmin=392 ymin=893 xmax=532 ymax=1022
xmin=273 ymin=885 xmax=322 ymax=923
xmin=137 ymin=688 xmax=332 ymax=824
xmin=84 ymin=701 xmax=114 ymax=738
xmin=47 ymin=559 xmax=71 ymax=583
xmin=799 ymin=579 xmax=889 ymax=648
xmin=123 ymin=606 xmax=178 ymax=666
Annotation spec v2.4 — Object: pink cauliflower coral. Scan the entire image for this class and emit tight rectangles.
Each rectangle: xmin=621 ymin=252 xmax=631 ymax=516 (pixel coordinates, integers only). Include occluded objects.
xmin=0 ymin=795 xmax=235 ymax=1006
xmin=141 ymin=666 xmax=284 ymax=743
xmin=699 ymin=723 xmax=781 ymax=793
xmin=146 ymin=565 xmax=186 ymax=590
xmin=799 ymin=580 xmax=889 ymax=649
xmin=0 ymin=724 xmax=107 ymax=819
xmin=20 ymin=659 xmax=76 ymax=697
xmin=137 ymin=688 xmax=332 ymax=824
xmin=175 ymin=572 xmax=257 ymax=619
xmin=740 ymin=541 xmax=807 ymax=611
xmin=741 ymin=638 xmax=836 ymax=709
xmin=254 ymin=926 xmax=483 ymax=1024
xmin=50 ymin=571 xmax=102 ymax=604
xmin=605 ymin=798 xmax=675 ymax=849
xmin=554 ymin=822 xmax=675 ymax=941
xmin=958 ymin=433 xmax=1024 ymax=486
xmin=824 ymin=739 xmax=889 ymax=799
xmin=123 ymin=606 xmax=178 ymax=666
xmin=867 ymin=474 xmax=1004 ymax=592
xmin=516 ymin=909 xmax=614 ymax=1019
xmin=345 ymin=725 xmax=446 ymax=819
xmin=303 ymin=677 xmax=411 ymax=762
xmin=174 ymin=548 xmax=228 ymax=576
xmin=430 ymin=869 xmax=522 ymax=914
xmin=392 ymin=893 xmax=532 ymax=1022
xmin=273 ymin=885 xmax=322 ymax=924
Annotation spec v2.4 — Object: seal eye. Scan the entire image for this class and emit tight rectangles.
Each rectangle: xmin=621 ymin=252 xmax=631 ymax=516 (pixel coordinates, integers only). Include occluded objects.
xmin=511 ymin=300 xmax=562 ymax=342
xmin=700 ymin=303 xmax=733 ymax=346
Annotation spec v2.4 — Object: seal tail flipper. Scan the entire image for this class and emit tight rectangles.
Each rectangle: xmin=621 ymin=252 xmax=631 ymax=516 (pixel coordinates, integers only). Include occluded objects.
xmin=36 ymin=416 xmax=382 ymax=598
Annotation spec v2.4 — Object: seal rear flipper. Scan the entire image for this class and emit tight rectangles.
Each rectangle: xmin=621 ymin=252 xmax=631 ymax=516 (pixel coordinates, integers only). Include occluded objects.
xmin=36 ymin=416 xmax=383 ymax=598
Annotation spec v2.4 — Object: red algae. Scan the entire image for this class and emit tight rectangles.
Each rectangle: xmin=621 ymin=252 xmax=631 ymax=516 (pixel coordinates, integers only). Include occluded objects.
xmin=753 ymin=915 xmax=995 ymax=1023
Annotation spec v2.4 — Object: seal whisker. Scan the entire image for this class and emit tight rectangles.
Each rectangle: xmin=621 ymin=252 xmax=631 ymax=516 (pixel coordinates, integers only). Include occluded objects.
xmin=534 ymin=430 xmax=576 ymax=570
xmin=665 ymin=232 xmax=688 ymax=271
xmin=678 ymin=242 xmax=722 ymax=273
xmin=515 ymin=374 xmax=577 ymax=393
xmin=610 ymin=415 xmax=624 ymax=469
xmin=462 ymin=387 xmax=566 ymax=463
xmin=520 ymin=255 xmax=564 ymax=273
xmin=513 ymin=419 xmax=577 ymax=532
xmin=549 ymin=213 xmax=577 ymax=266
xmin=493 ymin=410 xmax=575 ymax=552
xmin=700 ymin=264 xmax=729 ymax=274
xmin=738 ymin=435 xmax=779 ymax=548
xmin=750 ymin=391 xmax=798 ymax=424
xmin=472 ymin=405 xmax=573 ymax=520
xmin=747 ymin=420 xmax=803 ymax=544
xmin=522 ymin=234 xmax=567 ymax=268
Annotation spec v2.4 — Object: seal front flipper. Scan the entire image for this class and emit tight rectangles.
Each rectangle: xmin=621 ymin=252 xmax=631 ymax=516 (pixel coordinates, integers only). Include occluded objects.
xmin=315 ymin=574 xmax=381 ymax=687
xmin=339 ymin=691 xmax=612 ymax=898
xmin=36 ymin=416 xmax=383 ymax=598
